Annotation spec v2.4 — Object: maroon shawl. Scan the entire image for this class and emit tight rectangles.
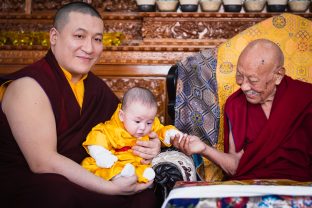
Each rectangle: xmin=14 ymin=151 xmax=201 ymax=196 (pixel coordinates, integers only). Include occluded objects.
xmin=0 ymin=51 xmax=158 ymax=208
xmin=224 ymin=76 xmax=312 ymax=181
xmin=0 ymin=49 xmax=119 ymax=168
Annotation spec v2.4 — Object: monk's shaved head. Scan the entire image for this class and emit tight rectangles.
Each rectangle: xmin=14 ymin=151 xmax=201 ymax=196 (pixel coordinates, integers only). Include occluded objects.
xmin=53 ymin=2 xmax=102 ymax=31
xmin=238 ymin=39 xmax=284 ymax=73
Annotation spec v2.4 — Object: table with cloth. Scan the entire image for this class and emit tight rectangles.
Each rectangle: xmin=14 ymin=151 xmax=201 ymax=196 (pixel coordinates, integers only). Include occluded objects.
xmin=162 ymin=180 xmax=312 ymax=208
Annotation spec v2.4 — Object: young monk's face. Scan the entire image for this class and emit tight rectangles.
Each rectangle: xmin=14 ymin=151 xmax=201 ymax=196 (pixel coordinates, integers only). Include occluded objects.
xmin=119 ymin=101 xmax=157 ymax=138
xmin=50 ymin=12 xmax=104 ymax=82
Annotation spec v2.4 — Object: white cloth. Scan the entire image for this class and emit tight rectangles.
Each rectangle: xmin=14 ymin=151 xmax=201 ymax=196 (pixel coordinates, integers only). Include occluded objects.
xmin=162 ymin=184 xmax=312 ymax=208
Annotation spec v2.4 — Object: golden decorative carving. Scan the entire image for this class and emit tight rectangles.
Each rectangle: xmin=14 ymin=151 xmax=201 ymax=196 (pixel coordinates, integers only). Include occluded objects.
xmin=0 ymin=31 xmax=50 ymax=47
xmin=0 ymin=31 xmax=125 ymax=47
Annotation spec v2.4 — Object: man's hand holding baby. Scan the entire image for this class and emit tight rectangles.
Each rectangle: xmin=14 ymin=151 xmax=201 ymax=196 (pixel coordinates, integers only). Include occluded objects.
xmin=132 ymin=132 xmax=161 ymax=165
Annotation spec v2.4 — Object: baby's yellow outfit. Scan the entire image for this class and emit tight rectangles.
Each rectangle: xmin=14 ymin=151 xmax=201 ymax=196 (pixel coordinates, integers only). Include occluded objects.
xmin=82 ymin=104 xmax=176 ymax=183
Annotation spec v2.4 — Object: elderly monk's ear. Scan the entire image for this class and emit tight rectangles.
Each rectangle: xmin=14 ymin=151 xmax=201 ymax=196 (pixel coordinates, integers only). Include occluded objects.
xmin=275 ymin=67 xmax=285 ymax=85
xmin=49 ymin=28 xmax=58 ymax=46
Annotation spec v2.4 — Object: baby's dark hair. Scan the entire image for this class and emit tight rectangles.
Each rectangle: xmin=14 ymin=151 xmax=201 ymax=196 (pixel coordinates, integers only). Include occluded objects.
xmin=53 ymin=2 xmax=102 ymax=31
xmin=122 ymin=87 xmax=157 ymax=111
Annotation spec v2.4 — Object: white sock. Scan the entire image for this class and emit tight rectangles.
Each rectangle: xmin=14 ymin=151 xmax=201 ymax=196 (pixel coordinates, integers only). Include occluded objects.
xmin=143 ymin=167 xmax=155 ymax=181
xmin=120 ymin=163 xmax=135 ymax=177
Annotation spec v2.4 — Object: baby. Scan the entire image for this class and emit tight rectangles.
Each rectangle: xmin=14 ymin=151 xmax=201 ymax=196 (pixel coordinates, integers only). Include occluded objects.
xmin=81 ymin=87 xmax=182 ymax=183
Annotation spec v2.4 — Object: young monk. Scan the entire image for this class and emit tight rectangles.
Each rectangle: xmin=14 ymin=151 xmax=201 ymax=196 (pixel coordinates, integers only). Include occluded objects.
xmin=0 ymin=2 xmax=161 ymax=208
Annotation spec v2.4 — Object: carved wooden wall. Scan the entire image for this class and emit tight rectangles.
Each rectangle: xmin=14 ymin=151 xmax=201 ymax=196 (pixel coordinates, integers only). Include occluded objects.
xmin=0 ymin=0 xmax=311 ymax=124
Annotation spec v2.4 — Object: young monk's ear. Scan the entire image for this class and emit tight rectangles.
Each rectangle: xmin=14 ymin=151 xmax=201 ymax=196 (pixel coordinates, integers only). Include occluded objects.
xmin=49 ymin=28 xmax=58 ymax=46
xmin=275 ymin=67 xmax=285 ymax=85
xmin=119 ymin=110 xmax=124 ymax=122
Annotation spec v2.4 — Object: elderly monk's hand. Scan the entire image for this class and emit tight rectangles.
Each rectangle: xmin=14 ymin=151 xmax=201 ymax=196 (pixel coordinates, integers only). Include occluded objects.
xmin=225 ymin=149 xmax=244 ymax=176
xmin=132 ymin=132 xmax=161 ymax=164
xmin=171 ymin=134 xmax=206 ymax=156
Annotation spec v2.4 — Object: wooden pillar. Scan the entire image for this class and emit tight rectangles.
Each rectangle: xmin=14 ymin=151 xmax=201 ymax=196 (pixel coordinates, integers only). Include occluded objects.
xmin=25 ymin=0 xmax=32 ymax=14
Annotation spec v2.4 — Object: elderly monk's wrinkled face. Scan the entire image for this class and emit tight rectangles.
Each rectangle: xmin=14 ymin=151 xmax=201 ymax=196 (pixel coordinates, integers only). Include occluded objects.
xmin=119 ymin=101 xmax=157 ymax=139
xmin=236 ymin=55 xmax=280 ymax=105
xmin=50 ymin=12 xmax=104 ymax=82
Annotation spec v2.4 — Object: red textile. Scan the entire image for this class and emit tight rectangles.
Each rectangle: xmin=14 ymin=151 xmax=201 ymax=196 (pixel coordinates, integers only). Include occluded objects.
xmin=115 ymin=146 xmax=132 ymax=152
xmin=0 ymin=50 xmax=158 ymax=208
xmin=224 ymin=76 xmax=312 ymax=181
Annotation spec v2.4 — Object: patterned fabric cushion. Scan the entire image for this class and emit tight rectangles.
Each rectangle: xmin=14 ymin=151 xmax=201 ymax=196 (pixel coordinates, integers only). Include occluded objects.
xmin=152 ymin=150 xmax=197 ymax=182
xmin=174 ymin=48 xmax=219 ymax=147
xmin=174 ymin=48 xmax=222 ymax=181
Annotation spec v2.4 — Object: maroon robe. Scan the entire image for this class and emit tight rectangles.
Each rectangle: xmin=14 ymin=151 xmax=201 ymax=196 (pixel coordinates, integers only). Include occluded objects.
xmin=0 ymin=50 xmax=158 ymax=208
xmin=224 ymin=76 xmax=312 ymax=181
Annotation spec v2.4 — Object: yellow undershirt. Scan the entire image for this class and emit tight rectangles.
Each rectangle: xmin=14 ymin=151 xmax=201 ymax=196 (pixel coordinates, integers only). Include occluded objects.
xmin=61 ymin=68 xmax=87 ymax=109
xmin=0 ymin=69 xmax=87 ymax=110
xmin=0 ymin=81 xmax=11 ymax=102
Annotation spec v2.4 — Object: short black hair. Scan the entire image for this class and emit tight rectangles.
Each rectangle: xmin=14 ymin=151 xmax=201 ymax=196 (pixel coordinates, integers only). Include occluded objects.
xmin=53 ymin=2 xmax=102 ymax=31
xmin=122 ymin=87 xmax=157 ymax=111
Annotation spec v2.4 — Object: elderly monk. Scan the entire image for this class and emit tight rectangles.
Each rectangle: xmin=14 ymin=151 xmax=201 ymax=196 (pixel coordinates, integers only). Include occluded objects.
xmin=172 ymin=39 xmax=312 ymax=181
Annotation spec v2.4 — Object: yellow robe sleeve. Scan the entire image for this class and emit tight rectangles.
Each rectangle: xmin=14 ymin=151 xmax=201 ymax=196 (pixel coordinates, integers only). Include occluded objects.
xmin=152 ymin=117 xmax=178 ymax=147
xmin=82 ymin=123 xmax=113 ymax=154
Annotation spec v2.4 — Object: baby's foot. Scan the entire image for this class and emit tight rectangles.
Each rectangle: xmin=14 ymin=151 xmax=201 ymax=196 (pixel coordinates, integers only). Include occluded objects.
xmin=96 ymin=154 xmax=117 ymax=168
xmin=143 ymin=167 xmax=155 ymax=181
xmin=120 ymin=163 xmax=135 ymax=177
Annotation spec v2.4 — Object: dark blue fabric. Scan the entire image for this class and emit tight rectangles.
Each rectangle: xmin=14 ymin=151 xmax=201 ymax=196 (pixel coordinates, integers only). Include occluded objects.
xmin=174 ymin=48 xmax=220 ymax=147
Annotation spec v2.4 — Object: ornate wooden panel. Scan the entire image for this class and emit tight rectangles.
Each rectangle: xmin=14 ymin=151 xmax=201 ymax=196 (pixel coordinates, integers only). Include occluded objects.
xmin=142 ymin=13 xmax=261 ymax=40
xmin=102 ymin=13 xmax=142 ymax=41
xmin=102 ymin=77 xmax=167 ymax=123
xmin=0 ymin=0 xmax=26 ymax=13
xmin=92 ymin=64 xmax=170 ymax=123
xmin=140 ymin=12 xmax=312 ymax=44
xmin=1 ymin=12 xmax=311 ymax=50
